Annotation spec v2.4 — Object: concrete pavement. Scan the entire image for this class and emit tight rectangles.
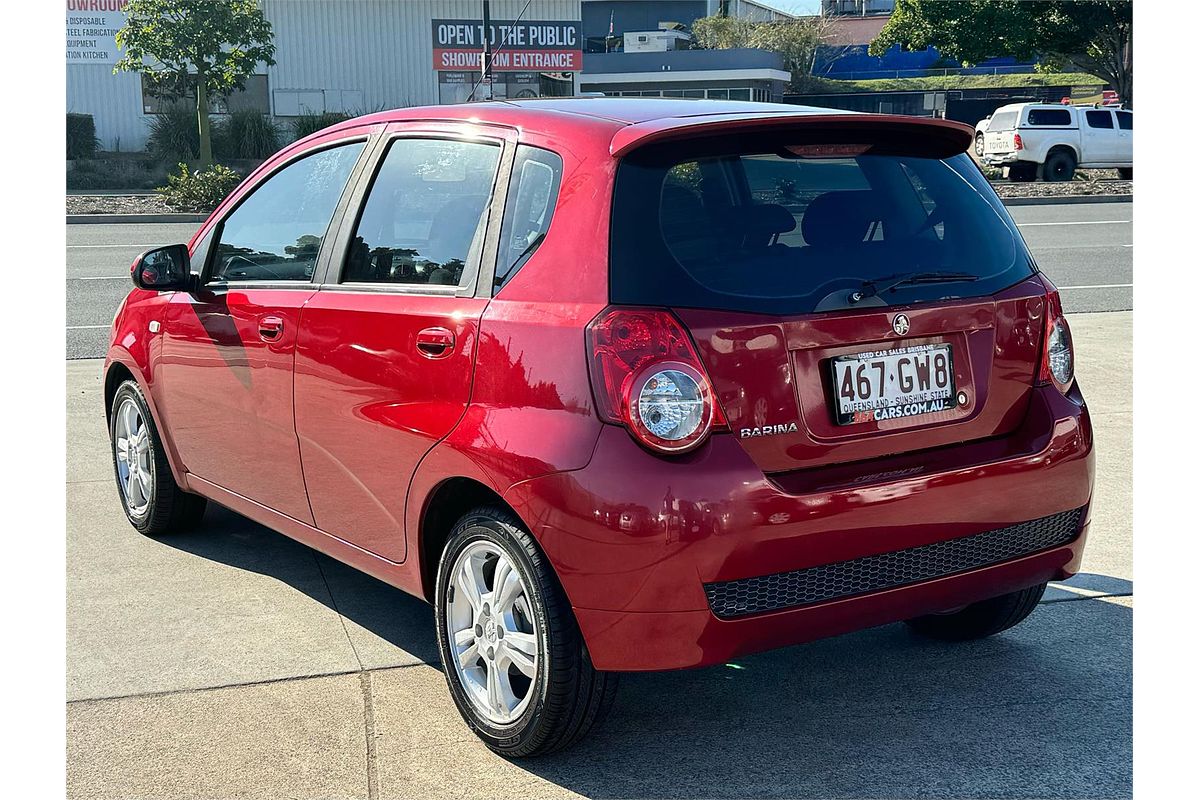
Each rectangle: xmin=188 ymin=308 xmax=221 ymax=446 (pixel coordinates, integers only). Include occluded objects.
xmin=66 ymin=312 xmax=1131 ymax=799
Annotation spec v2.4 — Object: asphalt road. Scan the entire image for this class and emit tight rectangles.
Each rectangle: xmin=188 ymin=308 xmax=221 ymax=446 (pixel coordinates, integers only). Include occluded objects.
xmin=66 ymin=310 xmax=1132 ymax=798
xmin=65 ymin=200 xmax=1132 ymax=359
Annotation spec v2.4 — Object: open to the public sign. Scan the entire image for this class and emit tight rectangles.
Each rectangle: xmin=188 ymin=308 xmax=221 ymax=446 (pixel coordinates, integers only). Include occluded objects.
xmin=830 ymin=343 xmax=956 ymax=425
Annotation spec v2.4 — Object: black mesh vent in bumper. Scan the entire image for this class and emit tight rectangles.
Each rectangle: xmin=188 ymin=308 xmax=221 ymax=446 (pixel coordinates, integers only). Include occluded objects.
xmin=703 ymin=508 xmax=1084 ymax=619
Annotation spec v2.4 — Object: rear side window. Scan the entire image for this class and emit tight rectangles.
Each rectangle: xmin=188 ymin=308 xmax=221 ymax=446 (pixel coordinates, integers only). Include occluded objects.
xmin=988 ymin=111 xmax=1017 ymax=130
xmin=494 ymin=146 xmax=563 ymax=293
xmin=1117 ymin=111 xmax=1133 ymax=130
xmin=210 ymin=142 xmax=365 ymax=282
xmin=610 ymin=144 xmax=1034 ymax=316
xmin=344 ymin=137 xmax=501 ymax=287
xmin=1026 ymin=108 xmax=1072 ymax=126
xmin=1086 ymin=110 xmax=1114 ymax=129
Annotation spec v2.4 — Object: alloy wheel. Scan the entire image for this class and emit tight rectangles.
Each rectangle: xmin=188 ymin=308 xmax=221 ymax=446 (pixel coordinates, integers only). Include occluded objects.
xmin=445 ymin=540 xmax=540 ymax=726
xmin=114 ymin=397 xmax=153 ymax=517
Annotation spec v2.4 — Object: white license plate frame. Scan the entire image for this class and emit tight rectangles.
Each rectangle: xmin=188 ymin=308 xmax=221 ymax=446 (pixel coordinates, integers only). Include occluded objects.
xmin=829 ymin=343 xmax=957 ymax=426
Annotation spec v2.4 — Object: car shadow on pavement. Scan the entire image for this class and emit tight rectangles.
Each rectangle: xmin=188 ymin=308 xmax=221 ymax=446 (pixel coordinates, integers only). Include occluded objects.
xmin=161 ymin=503 xmax=443 ymax=668
xmin=160 ymin=506 xmax=1130 ymax=799
xmin=521 ymin=595 xmax=1131 ymax=799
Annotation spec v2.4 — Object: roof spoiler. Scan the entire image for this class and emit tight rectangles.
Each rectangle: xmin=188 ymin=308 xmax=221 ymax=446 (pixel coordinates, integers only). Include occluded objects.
xmin=609 ymin=113 xmax=975 ymax=160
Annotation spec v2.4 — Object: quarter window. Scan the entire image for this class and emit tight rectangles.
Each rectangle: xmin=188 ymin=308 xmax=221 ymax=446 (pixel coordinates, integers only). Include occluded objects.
xmin=343 ymin=138 xmax=501 ymax=287
xmin=494 ymin=147 xmax=563 ymax=292
xmin=210 ymin=142 xmax=365 ymax=282
xmin=1086 ymin=110 xmax=1114 ymax=129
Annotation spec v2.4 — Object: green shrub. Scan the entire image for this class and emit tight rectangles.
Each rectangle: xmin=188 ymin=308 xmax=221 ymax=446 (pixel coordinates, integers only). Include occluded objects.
xmin=67 ymin=114 xmax=100 ymax=160
xmin=216 ymin=110 xmax=282 ymax=159
xmin=147 ymin=103 xmax=200 ymax=163
xmin=157 ymin=162 xmax=244 ymax=212
xmin=292 ymin=111 xmax=351 ymax=141
xmin=67 ymin=158 xmax=164 ymax=191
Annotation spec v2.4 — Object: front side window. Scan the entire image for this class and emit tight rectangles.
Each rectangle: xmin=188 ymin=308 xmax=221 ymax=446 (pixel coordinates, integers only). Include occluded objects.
xmin=494 ymin=146 xmax=563 ymax=292
xmin=210 ymin=142 xmax=365 ymax=282
xmin=1117 ymin=111 xmax=1133 ymax=130
xmin=343 ymin=138 xmax=501 ymax=287
xmin=1086 ymin=110 xmax=1114 ymax=129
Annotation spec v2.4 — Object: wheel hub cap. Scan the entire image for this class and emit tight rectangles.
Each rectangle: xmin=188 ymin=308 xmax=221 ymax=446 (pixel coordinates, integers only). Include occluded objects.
xmin=113 ymin=397 xmax=152 ymax=518
xmin=445 ymin=541 xmax=540 ymax=726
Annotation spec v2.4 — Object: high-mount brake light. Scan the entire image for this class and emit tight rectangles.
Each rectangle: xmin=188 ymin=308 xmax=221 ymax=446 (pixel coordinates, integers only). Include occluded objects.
xmin=1037 ymin=279 xmax=1075 ymax=393
xmin=586 ymin=308 xmax=725 ymax=454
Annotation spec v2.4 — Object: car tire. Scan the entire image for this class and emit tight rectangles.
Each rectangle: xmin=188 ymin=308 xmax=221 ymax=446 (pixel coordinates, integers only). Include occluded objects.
xmin=1118 ymin=167 xmax=1133 ymax=180
xmin=1006 ymin=162 xmax=1036 ymax=182
xmin=974 ymin=133 xmax=985 ymax=157
xmin=434 ymin=505 xmax=619 ymax=757
xmin=904 ymin=582 xmax=1047 ymax=641
xmin=1042 ymin=150 xmax=1077 ymax=182
xmin=109 ymin=379 xmax=207 ymax=536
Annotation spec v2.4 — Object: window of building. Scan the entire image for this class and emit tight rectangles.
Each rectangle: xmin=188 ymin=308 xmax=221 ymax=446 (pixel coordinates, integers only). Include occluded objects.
xmin=342 ymin=138 xmax=501 ymax=287
xmin=1026 ymin=108 xmax=1071 ymax=126
xmin=707 ymin=89 xmax=729 ymax=100
xmin=1117 ymin=110 xmax=1133 ymax=130
xmin=210 ymin=142 xmax=365 ymax=282
xmin=729 ymin=88 xmax=751 ymax=101
xmin=1086 ymin=109 xmax=1114 ymax=129
xmin=494 ymin=146 xmax=563 ymax=292
xmin=142 ymin=74 xmax=270 ymax=115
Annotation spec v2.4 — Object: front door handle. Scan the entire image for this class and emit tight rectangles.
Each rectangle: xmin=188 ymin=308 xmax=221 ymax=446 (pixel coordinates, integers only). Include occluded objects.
xmin=258 ymin=315 xmax=284 ymax=341
xmin=416 ymin=326 xmax=455 ymax=359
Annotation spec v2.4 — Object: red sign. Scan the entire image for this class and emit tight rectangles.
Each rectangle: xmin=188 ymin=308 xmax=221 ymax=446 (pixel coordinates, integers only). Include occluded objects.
xmin=434 ymin=48 xmax=581 ymax=72
xmin=432 ymin=19 xmax=581 ymax=72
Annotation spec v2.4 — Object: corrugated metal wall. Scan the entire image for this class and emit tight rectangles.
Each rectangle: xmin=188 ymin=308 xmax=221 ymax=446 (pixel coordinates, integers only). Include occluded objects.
xmin=67 ymin=0 xmax=581 ymax=152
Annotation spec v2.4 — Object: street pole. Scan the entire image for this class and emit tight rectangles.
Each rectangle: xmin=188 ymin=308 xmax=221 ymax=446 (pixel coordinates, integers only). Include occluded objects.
xmin=482 ymin=0 xmax=493 ymax=101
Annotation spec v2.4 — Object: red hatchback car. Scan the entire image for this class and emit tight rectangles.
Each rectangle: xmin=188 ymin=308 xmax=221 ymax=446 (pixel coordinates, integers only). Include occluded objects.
xmin=105 ymin=99 xmax=1094 ymax=756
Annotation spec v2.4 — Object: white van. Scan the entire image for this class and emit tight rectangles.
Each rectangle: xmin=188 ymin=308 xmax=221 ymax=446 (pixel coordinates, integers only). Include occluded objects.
xmin=981 ymin=102 xmax=1132 ymax=181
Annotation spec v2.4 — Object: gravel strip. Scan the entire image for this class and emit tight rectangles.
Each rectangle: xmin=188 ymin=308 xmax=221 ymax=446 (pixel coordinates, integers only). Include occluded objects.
xmin=67 ymin=178 xmax=1132 ymax=217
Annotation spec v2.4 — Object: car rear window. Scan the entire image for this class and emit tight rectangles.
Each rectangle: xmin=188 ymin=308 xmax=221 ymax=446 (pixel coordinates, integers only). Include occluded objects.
xmin=610 ymin=141 xmax=1035 ymax=316
xmin=1026 ymin=108 xmax=1072 ymax=126
xmin=988 ymin=111 xmax=1017 ymax=130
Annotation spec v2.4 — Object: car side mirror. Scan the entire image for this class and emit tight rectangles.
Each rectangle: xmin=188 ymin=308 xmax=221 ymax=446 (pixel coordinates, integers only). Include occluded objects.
xmin=132 ymin=244 xmax=192 ymax=291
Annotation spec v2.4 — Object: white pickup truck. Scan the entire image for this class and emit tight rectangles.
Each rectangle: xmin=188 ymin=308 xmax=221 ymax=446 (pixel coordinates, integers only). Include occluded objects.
xmin=980 ymin=102 xmax=1132 ymax=181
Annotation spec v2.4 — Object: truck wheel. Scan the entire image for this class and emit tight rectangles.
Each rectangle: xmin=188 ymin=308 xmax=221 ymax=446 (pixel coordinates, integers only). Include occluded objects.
xmin=905 ymin=583 xmax=1047 ymax=640
xmin=1006 ymin=163 xmax=1036 ymax=182
xmin=435 ymin=506 xmax=619 ymax=757
xmin=109 ymin=380 xmax=207 ymax=536
xmin=1043 ymin=150 xmax=1077 ymax=182
xmin=1118 ymin=167 xmax=1133 ymax=180
xmin=974 ymin=133 xmax=985 ymax=157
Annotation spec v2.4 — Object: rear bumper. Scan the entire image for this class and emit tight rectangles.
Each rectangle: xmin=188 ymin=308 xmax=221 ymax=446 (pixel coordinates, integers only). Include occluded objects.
xmin=983 ymin=153 xmax=1035 ymax=166
xmin=505 ymin=386 xmax=1094 ymax=671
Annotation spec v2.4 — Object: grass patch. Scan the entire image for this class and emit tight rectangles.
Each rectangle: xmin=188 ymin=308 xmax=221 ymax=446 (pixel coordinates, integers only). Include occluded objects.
xmin=793 ymin=72 xmax=1107 ymax=94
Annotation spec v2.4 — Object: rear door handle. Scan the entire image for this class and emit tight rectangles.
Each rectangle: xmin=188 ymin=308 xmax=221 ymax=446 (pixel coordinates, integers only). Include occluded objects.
xmin=258 ymin=315 xmax=284 ymax=341
xmin=416 ymin=326 xmax=455 ymax=359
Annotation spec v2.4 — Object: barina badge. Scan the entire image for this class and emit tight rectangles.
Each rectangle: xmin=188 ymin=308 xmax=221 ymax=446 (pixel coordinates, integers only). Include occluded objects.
xmin=892 ymin=314 xmax=910 ymax=336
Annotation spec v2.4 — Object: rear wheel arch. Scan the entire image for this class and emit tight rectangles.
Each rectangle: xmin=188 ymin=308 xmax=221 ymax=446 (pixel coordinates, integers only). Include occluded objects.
xmin=419 ymin=477 xmax=528 ymax=602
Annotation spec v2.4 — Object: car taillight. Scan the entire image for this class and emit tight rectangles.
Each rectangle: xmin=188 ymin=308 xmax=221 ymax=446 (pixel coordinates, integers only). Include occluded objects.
xmin=1038 ymin=282 xmax=1074 ymax=392
xmin=586 ymin=307 xmax=725 ymax=454
xmin=1013 ymin=133 xmax=1024 ymax=150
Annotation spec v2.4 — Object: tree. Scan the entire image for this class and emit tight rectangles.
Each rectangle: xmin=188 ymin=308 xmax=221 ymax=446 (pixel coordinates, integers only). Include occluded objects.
xmin=871 ymin=1 xmax=1132 ymax=106
xmin=115 ymin=0 xmax=277 ymax=166
xmin=691 ymin=15 xmax=834 ymax=89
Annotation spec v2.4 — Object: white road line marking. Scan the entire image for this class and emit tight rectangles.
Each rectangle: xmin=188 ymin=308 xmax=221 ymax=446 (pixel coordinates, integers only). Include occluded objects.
xmin=70 ymin=276 xmax=127 ymax=281
xmin=67 ymin=325 xmax=111 ymax=330
xmin=1059 ymin=283 xmax=1133 ymax=290
xmin=1016 ymin=220 xmax=1131 ymax=227
xmin=66 ymin=244 xmax=160 ymax=249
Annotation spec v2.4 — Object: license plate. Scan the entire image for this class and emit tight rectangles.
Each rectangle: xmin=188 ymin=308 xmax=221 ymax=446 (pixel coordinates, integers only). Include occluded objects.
xmin=830 ymin=343 xmax=956 ymax=425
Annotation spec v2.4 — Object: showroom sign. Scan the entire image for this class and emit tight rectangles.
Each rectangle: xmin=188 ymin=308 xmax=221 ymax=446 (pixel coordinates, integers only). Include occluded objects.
xmin=65 ymin=0 xmax=127 ymax=63
xmin=432 ymin=19 xmax=582 ymax=72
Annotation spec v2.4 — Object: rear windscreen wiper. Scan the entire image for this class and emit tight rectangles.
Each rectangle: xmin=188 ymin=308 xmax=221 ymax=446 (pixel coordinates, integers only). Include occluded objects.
xmin=849 ymin=271 xmax=980 ymax=305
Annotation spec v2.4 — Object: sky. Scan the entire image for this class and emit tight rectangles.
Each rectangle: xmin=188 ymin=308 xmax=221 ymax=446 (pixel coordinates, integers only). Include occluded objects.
xmin=766 ymin=1 xmax=823 ymax=15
